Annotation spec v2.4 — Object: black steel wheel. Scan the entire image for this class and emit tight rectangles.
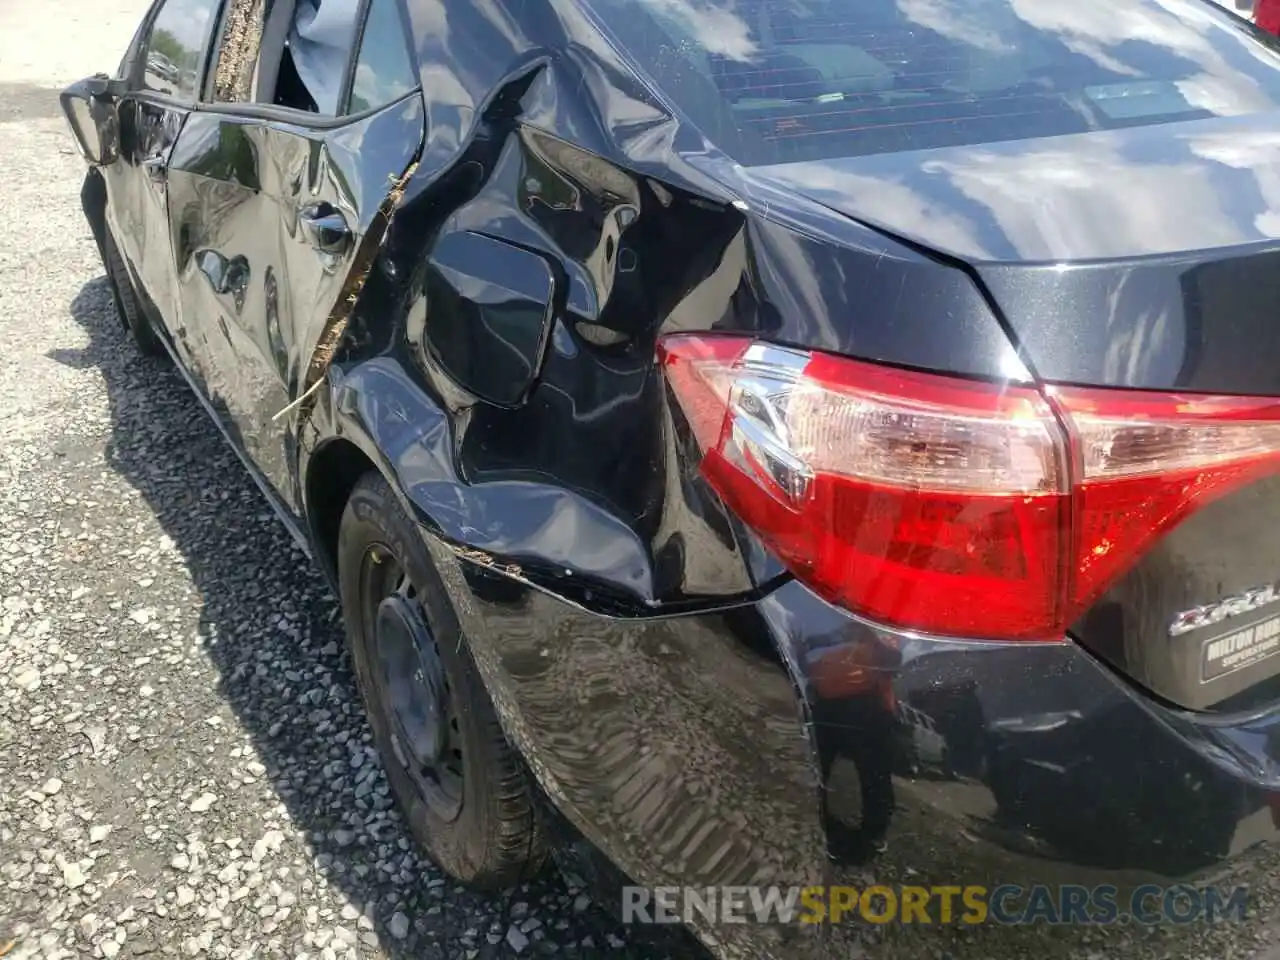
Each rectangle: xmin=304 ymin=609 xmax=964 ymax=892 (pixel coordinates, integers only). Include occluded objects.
xmin=103 ymin=229 xmax=166 ymax=358
xmin=363 ymin=554 xmax=465 ymax=821
xmin=338 ymin=472 xmax=546 ymax=889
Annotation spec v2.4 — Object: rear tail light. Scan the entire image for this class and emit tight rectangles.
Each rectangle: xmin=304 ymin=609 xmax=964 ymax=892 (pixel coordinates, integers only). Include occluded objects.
xmin=659 ymin=335 xmax=1280 ymax=641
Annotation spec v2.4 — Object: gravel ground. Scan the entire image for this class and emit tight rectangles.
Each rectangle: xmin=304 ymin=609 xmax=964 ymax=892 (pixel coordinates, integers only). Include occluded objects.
xmin=2 ymin=3 xmax=1280 ymax=960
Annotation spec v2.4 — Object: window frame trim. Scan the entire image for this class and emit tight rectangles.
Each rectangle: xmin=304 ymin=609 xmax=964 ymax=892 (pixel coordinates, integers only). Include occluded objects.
xmin=193 ymin=0 xmax=422 ymax=123
xmin=191 ymin=86 xmax=422 ymax=130
xmin=335 ymin=0 xmax=375 ymax=116
xmin=127 ymin=0 xmax=424 ymax=131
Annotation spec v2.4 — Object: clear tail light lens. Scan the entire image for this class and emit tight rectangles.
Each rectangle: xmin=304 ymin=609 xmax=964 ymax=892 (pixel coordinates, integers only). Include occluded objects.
xmin=658 ymin=335 xmax=1280 ymax=641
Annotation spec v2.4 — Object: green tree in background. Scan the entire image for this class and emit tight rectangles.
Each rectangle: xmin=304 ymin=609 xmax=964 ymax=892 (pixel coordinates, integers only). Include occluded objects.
xmin=149 ymin=28 xmax=187 ymax=66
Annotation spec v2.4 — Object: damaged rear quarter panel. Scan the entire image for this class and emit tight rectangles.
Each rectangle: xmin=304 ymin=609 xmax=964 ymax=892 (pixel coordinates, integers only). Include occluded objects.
xmin=298 ymin=1 xmax=1013 ymax=943
xmin=310 ymin=12 xmax=770 ymax=611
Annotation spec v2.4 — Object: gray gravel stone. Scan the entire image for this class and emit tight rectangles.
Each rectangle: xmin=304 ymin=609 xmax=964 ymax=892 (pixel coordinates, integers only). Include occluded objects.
xmin=388 ymin=912 xmax=410 ymax=940
xmin=59 ymin=860 xmax=86 ymax=889
xmin=507 ymin=924 xmax=531 ymax=953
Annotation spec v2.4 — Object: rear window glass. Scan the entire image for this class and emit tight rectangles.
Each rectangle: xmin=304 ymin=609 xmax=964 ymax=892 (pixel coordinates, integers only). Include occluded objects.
xmin=588 ymin=0 xmax=1280 ymax=165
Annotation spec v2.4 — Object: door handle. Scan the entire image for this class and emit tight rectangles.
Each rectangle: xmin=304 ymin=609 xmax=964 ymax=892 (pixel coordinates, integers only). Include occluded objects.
xmin=298 ymin=203 xmax=351 ymax=255
xmin=141 ymin=155 xmax=166 ymax=183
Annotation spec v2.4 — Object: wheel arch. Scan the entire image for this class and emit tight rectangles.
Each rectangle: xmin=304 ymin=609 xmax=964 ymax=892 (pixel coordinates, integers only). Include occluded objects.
xmin=299 ymin=365 xmax=464 ymax=595
xmin=302 ymin=435 xmax=382 ymax=586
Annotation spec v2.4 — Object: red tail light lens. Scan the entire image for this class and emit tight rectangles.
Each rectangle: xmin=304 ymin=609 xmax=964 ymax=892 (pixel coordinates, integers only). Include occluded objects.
xmin=659 ymin=336 xmax=1280 ymax=641
xmin=1053 ymin=387 xmax=1280 ymax=630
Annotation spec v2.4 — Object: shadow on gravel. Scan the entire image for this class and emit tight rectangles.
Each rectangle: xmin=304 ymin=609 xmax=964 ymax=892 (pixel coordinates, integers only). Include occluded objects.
xmin=64 ymin=275 xmax=674 ymax=960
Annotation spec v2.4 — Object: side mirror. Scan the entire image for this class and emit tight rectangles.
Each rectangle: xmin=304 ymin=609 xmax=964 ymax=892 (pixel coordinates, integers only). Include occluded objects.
xmin=59 ymin=74 xmax=127 ymax=166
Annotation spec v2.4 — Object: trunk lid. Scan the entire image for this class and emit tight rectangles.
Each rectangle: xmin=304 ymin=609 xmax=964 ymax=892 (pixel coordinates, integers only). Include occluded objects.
xmin=745 ymin=112 xmax=1280 ymax=710
xmin=746 ymin=111 xmax=1280 ymax=392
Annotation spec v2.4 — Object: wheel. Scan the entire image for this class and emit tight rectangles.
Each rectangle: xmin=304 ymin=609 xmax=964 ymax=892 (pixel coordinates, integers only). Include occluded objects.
xmin=103 ymin=230 xmax=166 ymax=358
xmin=338 ymin=472 xmax=547 ymax=889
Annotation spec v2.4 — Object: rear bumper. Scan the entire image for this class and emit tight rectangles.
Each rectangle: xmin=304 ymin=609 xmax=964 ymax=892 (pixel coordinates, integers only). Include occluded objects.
xmin=769 ymin=580 xmax=1277 ymax=880
xmin=778 ymin=577 xmax=1280 ymax=957
xmin=440 ymin=553 xmax=1279 ymax=958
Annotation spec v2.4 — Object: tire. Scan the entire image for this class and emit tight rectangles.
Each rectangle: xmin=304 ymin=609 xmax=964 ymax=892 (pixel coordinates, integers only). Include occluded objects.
xmin=338 ymin=471 xmax=546 ymax=889
xmin=103 ymin=230 xmax=166 ymax=358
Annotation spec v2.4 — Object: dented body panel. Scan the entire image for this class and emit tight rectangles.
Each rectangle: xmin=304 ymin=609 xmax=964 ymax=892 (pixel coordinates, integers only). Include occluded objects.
xmin=166 ymin=95 xmax=424 ymax=507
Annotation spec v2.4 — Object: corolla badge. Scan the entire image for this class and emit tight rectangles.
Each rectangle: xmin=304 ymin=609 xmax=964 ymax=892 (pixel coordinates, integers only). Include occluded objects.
xmin=1170 ymin=583 xmax=1280 ymax=637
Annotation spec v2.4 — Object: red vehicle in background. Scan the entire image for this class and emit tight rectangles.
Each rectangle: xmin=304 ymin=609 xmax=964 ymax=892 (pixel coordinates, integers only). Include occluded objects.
xmin=1259 ymin=0 xmax=1280 ymax=36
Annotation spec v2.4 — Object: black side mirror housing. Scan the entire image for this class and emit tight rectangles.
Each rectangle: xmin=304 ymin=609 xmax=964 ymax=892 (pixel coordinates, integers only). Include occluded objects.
xmin=60 ymin=74 xmax=127 ymax=166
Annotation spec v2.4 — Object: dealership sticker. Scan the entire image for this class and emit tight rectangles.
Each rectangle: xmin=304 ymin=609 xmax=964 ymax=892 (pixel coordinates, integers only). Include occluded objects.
xmin=1202 ymin=613 xmax=1280 ymax=682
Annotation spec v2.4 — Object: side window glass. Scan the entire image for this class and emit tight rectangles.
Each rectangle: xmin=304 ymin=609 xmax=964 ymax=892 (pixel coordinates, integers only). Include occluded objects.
xmin=211 ymin=0 xmax=270 ymax=103
xmin=346 ymin=0 xmax=418 ymax=115
xmin=142 ymin=0 xmax=223 ymax=100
